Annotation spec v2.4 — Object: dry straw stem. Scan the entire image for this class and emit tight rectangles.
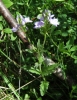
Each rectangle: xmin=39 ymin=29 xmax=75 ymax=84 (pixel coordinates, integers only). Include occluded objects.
xmin=0 ymin=0 xmax=75 ymax=86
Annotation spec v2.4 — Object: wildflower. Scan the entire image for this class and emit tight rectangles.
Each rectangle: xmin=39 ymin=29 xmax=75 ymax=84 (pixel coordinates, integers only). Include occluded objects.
xmin=34 ymin=9 xmax=60 ymax=28
xmin=49 ymin=17 xmax=59 ymax=26
xmin=48 ymin=15 xmax=59 ymax=26
xmin=12 ymin=26 xmax=18 ymax=32
xmin=16 ymin=14 xmax=32 ymax=25
xmin=12 ymin=25 xmax=20 ymax=32
xmin=34 ymin=21 xmax=44 ymax=29
xmin=22 ymin=17 xmax=32 ymax=24
xmin=12 ymin=14 xmax=32 ymax=32
xmin=46 ymin=10 xmax=59 ymax=26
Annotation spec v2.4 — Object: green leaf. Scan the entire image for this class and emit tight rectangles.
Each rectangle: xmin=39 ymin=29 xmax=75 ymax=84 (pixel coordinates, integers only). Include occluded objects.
xmin=42 ymin=63 xmax=58 ymax=76
xmin=11 ymin=34 xmax=17 ymax=41
xmin=17 ymin=2 xmax=24 ymax=5
xmin=37 ymin=14 xmax=42 ymax=19
xmin=24 ymin=94 xmax=30 ymax=100
xmin=29 ymin=68 xmax=40 ymax=75
xmin=2 ymin=0 xmax=13 ymax=8
xmin=62 ymin=32 xmax=68 ymax=37
xmin=58 ymin=42 xmax=65 ymax=52
xmin=0 ymin=23 xmax=3 ymax=30
xmin=38 ymin=55 xmax=44 ymax=64
xmin=64 ymin=2 xmax=74 ymax=11
xmin=4 ymin=28 xmax=12 ymax=34
xmin=40 ymin=81 xmax=49 ymax=96
xmin=70 ymin=46 xmax=77 ymax=52
xmin=37 ymin=39 xmax=41 ymax=49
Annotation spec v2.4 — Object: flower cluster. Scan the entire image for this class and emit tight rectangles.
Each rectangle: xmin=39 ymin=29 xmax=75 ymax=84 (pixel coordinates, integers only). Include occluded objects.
xmin=34 ymin=10 xmax=59 ymax=29
xmin=12 ymin=14 xmax=32 ymax=32
xmin=12 ymin=10 xmax=60 ymax=32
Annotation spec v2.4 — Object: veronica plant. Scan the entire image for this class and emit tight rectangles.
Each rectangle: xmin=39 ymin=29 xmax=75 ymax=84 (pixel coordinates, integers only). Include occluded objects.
xmin=29 ymin=10 xmax=60 ymax=77
xmin=11 ymin=9 xmax=60 ymax=97
xmin=29 ymin=10 xmax=60 ymax=96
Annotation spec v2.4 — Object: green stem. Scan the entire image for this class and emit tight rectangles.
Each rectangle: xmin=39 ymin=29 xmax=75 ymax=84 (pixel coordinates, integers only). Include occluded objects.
xmin=51 ymin=38 xmax=58 ymax=48
xmin=43 ymin=32 xmax=47 ymax=46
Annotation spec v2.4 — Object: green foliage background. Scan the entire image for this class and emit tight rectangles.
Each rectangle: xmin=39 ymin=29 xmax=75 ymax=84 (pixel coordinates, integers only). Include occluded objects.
xmin=0 ymin=0 xmax=77 ymax=100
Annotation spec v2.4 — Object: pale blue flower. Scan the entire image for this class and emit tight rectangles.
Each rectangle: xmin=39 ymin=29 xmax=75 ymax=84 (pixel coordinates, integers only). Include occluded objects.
xmin=47 ymin=12 xmax=59 ymax=26
xmin=16 ymin=14 xmax=32 ymax=25
xmin=12 ymin=26 xmax=18 ymax=32
xmin=34 ymin=9 xmax=59 ymax=28
xmin=12 ymin=14 xmax=32 ymax=32
xmin=34 ymin=21 xmax=44 ymax=29
xmin=12 ymin=25 xmax=20 ymax=32
xmin=22 ymin=17 xmax=32 ymax=25
xmin=48 ymin=17 xmax=59 ymax=26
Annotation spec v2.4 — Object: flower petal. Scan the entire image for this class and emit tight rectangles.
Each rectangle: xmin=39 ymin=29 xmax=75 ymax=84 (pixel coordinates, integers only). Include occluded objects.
xmin=49 ymin=18 xmax=59 ymax=26
xmin=34 ymin=21 xmax=44 ymax=29
xmin=12 ymin=27 xmax=18 ymax=32
xmin=22 ymin=17 xmax=32 ymax=25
